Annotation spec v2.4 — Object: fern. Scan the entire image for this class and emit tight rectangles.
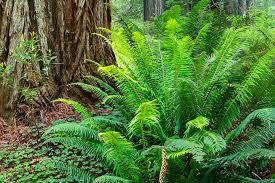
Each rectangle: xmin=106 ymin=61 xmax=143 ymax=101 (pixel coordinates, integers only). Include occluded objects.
xmin=46 ymin=137 xmax=104 ymax=158
xmin=220 ymin=48 xmax=275 ymax=132
xmin=184 ymin=0 xmax=210 ymax=37
xmin=99 ymin=131 xmax=140 ymax=182
xmin=238 ymin=176 xmax=275 ymax=183
xmin=94 ymin=175 xmax=131 ymax=183
xmin=99 ymin=65 xmax=149 ymax=110
xmin=232 ymin=122 xmax=275 ymax=151
xmin=203 ymin=132 xmax=226 ymax=154
xmin=84 ymin=75 xmax=118 ymax=95
xmin=44 ymin=122 xmax=99 ymax=140
xmin=193 ymin=23 xmax=210 ymax=56
xmin=44 ymin=5 xmax=275 ymax=182
xmin=53 ymin=98 xmax=91 ymax=119
xmin=129 ymin=100 xmax=166 ymax=148
xmin=226 ymin=108 xmax=275 ymax=144
xmin=173 ymin=78 xmax=202 ymax=135
xmin=184 ymin=116 xmax=209 ymax=137
xmin=202 ymin=28 xmax=242 ymax=107
xmin=72 ymin=82 xmax=108 ymax=100
xmin=52 ymin=161 xmax=95 ymax=182
xmin=165 ymin=139 xmax=205 ymax=162
xmin=210 ymin=148 xmax=275 ymax=168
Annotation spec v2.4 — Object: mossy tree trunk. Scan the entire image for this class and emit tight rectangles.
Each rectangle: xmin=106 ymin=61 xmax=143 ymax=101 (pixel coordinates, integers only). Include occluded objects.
xmin=0 ymin=0 xmax=115 ymax=123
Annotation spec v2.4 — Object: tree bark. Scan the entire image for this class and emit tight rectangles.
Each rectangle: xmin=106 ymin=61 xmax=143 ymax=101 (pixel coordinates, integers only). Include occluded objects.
xmin=224 ymin=0 xmax=233 ymax=15
xmin=144 ymin=0 xmax=164 ymax=21
xmin=0 ymin=0 xmax=115 ymax=123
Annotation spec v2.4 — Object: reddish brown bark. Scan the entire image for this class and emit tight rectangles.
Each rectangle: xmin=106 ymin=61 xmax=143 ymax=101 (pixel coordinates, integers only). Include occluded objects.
xmin=0 ymin=0 xmax=115 ymax=123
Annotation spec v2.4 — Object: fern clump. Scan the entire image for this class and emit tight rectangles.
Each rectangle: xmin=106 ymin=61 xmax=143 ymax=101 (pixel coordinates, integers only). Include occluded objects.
xmin=44 ymin=1 xmax=275 ymax=182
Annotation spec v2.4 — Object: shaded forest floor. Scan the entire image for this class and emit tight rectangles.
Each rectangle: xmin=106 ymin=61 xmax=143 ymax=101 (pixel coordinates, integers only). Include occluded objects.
xmin=0 ymin=98 xmax=111 ymax=182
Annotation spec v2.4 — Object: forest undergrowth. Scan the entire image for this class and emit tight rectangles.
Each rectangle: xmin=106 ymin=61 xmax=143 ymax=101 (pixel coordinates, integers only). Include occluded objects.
xmin=0 ymin=0 xmax=274 ymax=182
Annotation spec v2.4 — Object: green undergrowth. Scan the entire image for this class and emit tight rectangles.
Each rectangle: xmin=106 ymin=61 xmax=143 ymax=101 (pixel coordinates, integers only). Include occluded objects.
xmin=0 ymin=104 xmax=111 ymax=183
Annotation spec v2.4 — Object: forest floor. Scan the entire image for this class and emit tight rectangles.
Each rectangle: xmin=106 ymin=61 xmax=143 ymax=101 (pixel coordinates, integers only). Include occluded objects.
xmin=0 ymin=97 xmax=111 ymax=182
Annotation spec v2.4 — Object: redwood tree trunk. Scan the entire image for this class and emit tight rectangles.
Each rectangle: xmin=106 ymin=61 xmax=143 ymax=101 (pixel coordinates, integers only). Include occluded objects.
xmin=0 ymin=0 xmax=115 ymax=123
xmin=144 ymin=0 xmax=164 ymax=21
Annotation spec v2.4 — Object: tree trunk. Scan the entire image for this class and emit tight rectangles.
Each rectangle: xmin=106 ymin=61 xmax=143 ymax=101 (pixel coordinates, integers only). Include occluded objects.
xmin=144 ymin=0 xmax=164 ymax=21
xmin=0 ymin=0 xmax=115 ymax=123
xmin=224 ymin=0 xmax=233 ymax=15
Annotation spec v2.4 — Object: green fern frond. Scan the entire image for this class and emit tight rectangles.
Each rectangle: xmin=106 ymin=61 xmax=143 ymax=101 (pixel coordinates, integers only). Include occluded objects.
xmin=163 ymin=20 xmax=194 ymax=79
xmin=141 ymin=145 xmax=163 ymax=157
xmin=92 ymin=115 xmax=125 ymax=125
xmin=131 ymin=32 xmax=158 ymax=90
xmin=44 ymin=123 xmax=99 ymax=140
xmin=84 ymin=75 xmax=118 ymax=95
xmin=203 ymin=132 xmax=226 ymax=154
xmin=173 ymin=78 xmax=202 ymax=135
xmin=226 ymin=108 xmax=275 ymax=144
xmin=99 ymin=131 xmax=140 ymax=182
xmin=186 ymin=116 xmax=209 ymax=130
xmin=211 ymin=148 xmax=275 ymax=168
xmin=167 ymin=149 xmax=192 ymax=159
xmin=165 ymin=139 xmax=205 ymax=162
xmin=46 ymin=137 xmax=104 ymax=159
xmin=184 ymin=116 xmax=209 ymax=137
xmin=102 ymin=95 xmax=126 ymax=105
xmin=154 ymin=5 xmax=184 ymax=35
xmin=185 ymin=0 xmax=210 ymax=37
xmin=94 ymin=175 xmax=131 ymax=183
xmin=129 ymin=100 xmax=166 ymax=147
xmin=193 ymin=23 xmax=210 ymax=56
xmin=202 ymin=28 xmax=242 ymax=104
xmin=220 ymin=48 xmax=275 ymax=132
xmin=52 ymin=161 xmax=95 ymax=182
xmin=99 ymin=65 xmax=149 ymax=110
xmin=53 ymin=98 xmax=91 ymax=119
xmin=72 ymin=82 xmax=108 ymax=100
xmin=233 ymin=122 xmax=275 ymax=152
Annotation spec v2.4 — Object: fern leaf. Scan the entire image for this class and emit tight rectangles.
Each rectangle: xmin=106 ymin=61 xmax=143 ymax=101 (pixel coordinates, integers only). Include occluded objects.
xmin=47 ymin=137 xmax=104 ymax=159
xmin=203 ymin=132 xmax=226 ymax=153
xmin=184 ymin=116 xmax=209 ymax=137
xmin=94 ymin=175 xmax=131 ymax=183
xmin=165 ymin=138 xmax=205 ymax=162
xmin=44 ymin=123 xmax=99 ymax=140
xmin=72 ymin=82 xmax=108 ymax=100
xmin=52 ymin=161 xmax=95 ymax=182
xmin=220 ymin=48 xmax=275 ymax=132
xmin=238 ymin=176 xmax=275 ymax=183
xmin=185 ymin=0 xmax=210 ymax=36
xmin=53 ymin=98 xmax=91 ymax=118
xmin=129 ymin=100 xmax=166 ymax=147
xmin=226 ymin=108 xmax=275 ymax=144
xmin=232 ymin=122 xmax=275 ymax=152
xmin=84 ymin=75 xmax=118 ymax=95
xmin=211 ymin=149 xmax=275 ymax=168
xmin=99 ymin=131 xmax=140 ymax=182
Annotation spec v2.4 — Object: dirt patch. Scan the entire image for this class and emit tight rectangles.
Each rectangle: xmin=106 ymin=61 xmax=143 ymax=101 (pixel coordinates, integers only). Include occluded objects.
xmin=0 ymin=101 xmax=81 ymax=147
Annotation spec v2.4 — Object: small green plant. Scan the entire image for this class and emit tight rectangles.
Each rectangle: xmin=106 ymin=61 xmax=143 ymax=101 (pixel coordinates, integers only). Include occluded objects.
xmin=7 ymin=32 xmax=56 ymax=105
xmin=0 ymin=124 xmax=108 ymax=183
xmin=21 ymin=88 xmax=38 ymax=104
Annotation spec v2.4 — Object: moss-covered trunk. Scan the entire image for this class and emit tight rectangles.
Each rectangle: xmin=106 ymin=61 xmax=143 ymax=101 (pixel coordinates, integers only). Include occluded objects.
xmin=0 ymin=0 xmax=115 ymax=123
